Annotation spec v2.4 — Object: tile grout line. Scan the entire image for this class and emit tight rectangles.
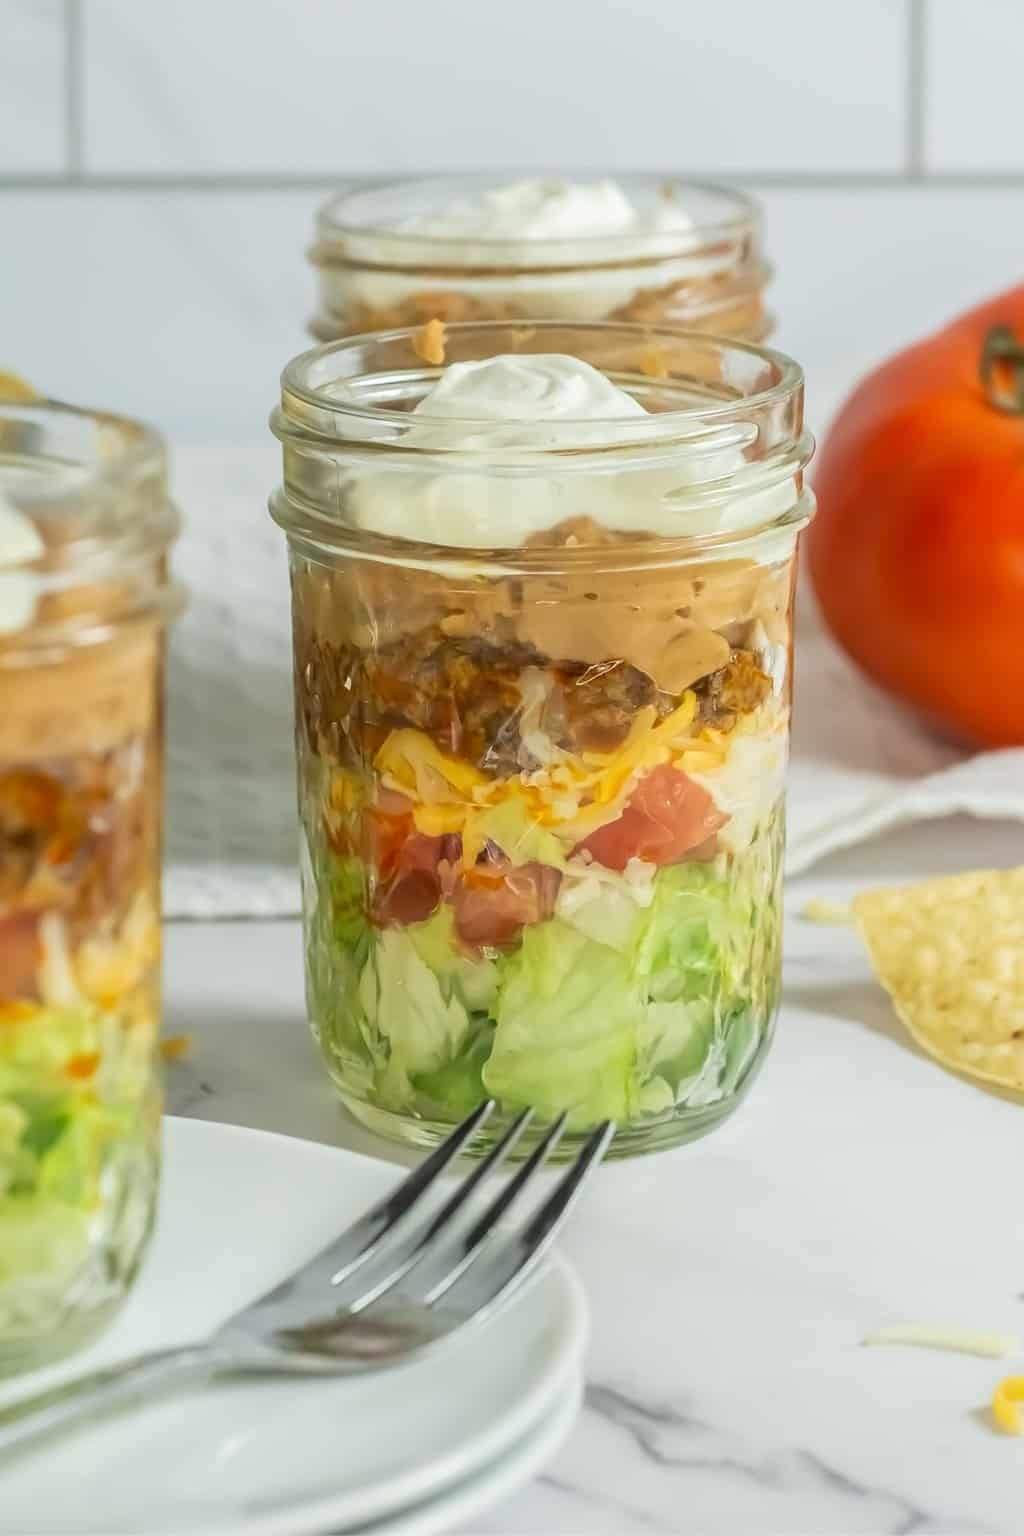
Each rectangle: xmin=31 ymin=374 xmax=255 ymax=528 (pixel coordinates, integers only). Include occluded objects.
xmin=4 ymin=171 xmax=1024 ymax=193
xmin=906 ymin=0 xmax=927 ymax=181
xmin=63 ymin=0 xmax=84 ymax=181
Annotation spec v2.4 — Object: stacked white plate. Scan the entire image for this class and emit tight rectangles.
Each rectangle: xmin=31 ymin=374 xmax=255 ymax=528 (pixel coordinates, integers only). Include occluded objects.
xmin=0 ymin=1119 xmax=587 ymax=1536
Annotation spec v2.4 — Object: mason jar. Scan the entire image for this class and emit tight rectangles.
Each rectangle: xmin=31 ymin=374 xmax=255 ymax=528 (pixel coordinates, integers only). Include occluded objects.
xmin=270 ymin=321 xmax=813 ymax=1157
xmin=0 ymin=399 xmax=182 ymax=1372
xmin=309 ymin=175 xmax=771 ymax=344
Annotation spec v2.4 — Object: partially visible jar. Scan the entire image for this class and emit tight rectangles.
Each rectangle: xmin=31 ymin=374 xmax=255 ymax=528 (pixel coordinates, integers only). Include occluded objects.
xmin=309 ymin=175 xmax=772 ymax=343
xmin=0 ymin=399 xmax=182 ymax=1374
xmin=271 ymin=321 xmax=813 ymax=1158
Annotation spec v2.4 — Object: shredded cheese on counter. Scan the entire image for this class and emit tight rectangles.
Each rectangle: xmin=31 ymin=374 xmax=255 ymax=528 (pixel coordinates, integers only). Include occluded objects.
xmin=992 ymin=1376 xmax=1024 ymax=1435
xmin=863 ymin=1326 xmax=1020 ymax=1359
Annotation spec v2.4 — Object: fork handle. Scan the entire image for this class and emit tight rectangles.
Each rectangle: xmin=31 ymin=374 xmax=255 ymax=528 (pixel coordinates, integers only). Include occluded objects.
xmin=0 ymin=1343 xmax=216 ymax=1456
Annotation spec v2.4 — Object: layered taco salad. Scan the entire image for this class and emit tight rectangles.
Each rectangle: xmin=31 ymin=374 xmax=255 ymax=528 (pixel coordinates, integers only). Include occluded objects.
xmin=286 ymin=349 xmax=801 ymax=1149
xmin=0 ymin=493 xmax=163 ymax=1354
xmin=311 ymin=176 xmax=769 ymax=343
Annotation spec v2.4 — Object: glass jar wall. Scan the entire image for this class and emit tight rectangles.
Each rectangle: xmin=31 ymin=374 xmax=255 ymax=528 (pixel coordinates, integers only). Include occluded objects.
xmin=309 ymin=176 xmax=772 ymax=343
xmin=270 ymin=322 xmax=812 ymax=1157
xmin=0 ymin=400 xmax=182 ymax=1373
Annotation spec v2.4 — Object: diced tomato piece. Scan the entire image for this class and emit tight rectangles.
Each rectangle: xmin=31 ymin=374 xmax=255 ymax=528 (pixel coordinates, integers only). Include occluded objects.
xmin=373 ymin=867 xmax=440 ymax=927
xmin=0 ymin=914 xmax=43 ymax=1001
xmin=65 ymin=1051 xmax=101 ymax=1080
xmin=576 ymin=764 xmax=726 ymax=872
xmin=452 ymin=859 xmax=561 ymax=949
xmin=370 ymin=825 xmax=462 ymax=928
xmin=364 ymin=803 xmax=415 ymax=882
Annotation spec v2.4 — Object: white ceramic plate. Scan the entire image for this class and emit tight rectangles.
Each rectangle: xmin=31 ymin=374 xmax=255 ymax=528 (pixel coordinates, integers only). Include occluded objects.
xmin=363 ymin=1378 xmax=582 ymax=1536
xmin=0 ymin=1117 xmax=587 ymax=1536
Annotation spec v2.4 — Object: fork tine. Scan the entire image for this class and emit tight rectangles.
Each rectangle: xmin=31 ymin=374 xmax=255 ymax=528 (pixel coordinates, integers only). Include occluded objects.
xmin=415 ymin=1112 xmax=569 ymax=1306
xmin=343 ymin=1108 xmax=535 ymax=1314
xmin=429 ymin=1120 xmax=614 ymax=1316
xmin=326 ymin=1099 xmax=494 ymax=1288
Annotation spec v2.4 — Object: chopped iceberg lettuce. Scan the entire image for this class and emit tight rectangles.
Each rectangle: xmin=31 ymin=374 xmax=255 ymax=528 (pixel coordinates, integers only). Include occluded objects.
xmin=358 ymin=928 xmax=473 ymax=1108
xmin=556 ymin=858 xmax=654 ymax=952
xmin=485 ymin=920 xmax=638 ymax=1126
xmin=0 ymin=1003 xmax=151 ymax=1299
xmin=463 ymin=798 xmax=568 ymax=870
xmin=690 ymin=731 xmax=787 ymax=854
xmin=634 ymin=859 xmax=735 ymax=1004
xmin=308 ymin=812 xmax=783 ymax=1133
xmin=324 ymin=852 xmax=370 ymax=955
xmin=406 ymin=906 xmax=498 ymax=1013
xmin=303 ymin=848 xmax=375 ymax=1085
xmin=412 ymin=1021 xmax=494 ymax=1116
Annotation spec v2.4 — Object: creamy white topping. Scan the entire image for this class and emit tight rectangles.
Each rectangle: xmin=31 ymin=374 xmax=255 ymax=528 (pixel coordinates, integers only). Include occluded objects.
xmin=863 ymin=1326 xmax=1020 ymax=1359
xmin=346 ymin=354 xmax=797 ymax=550
xmin=399 ymin=177 xmax=692 ymax=245
xmin=407 ymin=353 xmax=647 ymax=443
xmin=331 ymin=177 xmax=705 ymax=322
xmin=0 ymin=492 xmax=43 ymax=635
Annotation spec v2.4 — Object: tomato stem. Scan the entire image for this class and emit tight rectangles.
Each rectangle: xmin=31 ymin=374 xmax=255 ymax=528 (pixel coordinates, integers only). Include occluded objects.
xmin=980 ymin=326 xmax=1024 ymax=414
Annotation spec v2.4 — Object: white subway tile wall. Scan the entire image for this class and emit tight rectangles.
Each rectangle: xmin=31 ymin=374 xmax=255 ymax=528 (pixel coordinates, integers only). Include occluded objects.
xmin=0 ymin=0 xmax=66 ymax=172
xmin=925 ymin=0 xmax=1024 ymax=171
xmin=2 ymin=1 xmax=1024 ymax=440
xmin=80 ymin=0 xmax=908 ymax=176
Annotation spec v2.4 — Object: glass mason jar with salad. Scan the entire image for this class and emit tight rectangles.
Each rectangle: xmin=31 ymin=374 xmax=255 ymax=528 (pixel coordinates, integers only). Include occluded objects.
xmin=270 ymin=321 xmax=813 ymax=1156
xmin=0 ymin=397 xmax=182 ymax=1372
xmin=308 ymin=175 xmax=772 ymax=344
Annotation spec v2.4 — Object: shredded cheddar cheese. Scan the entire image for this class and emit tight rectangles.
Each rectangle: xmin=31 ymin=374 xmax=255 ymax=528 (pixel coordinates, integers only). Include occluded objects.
xmin=412 ymin=319 xmax=446 ymax=366
xmin=375 ymin=730 xmax=488 ymax=800
xmin=802 ymin=899 xmax=855 ymax=925
xmin=992 ymin=1376 xmax=1024 ymax=1435
xmin=65 ymin=1051 xmax=101 ymax=1080
xmin=863 ymin=1326 xmax=1020 ymax=1359
xmin=376 ymin=691 xmax=729 ymax=863
xmin=160 ymin=1034 xmax=193 ymax=1063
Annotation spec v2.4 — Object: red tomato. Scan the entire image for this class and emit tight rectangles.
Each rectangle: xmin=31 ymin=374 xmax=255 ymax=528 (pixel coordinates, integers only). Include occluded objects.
xmin=808 ymin=283 xmax=1024 ymax=745
xmin=373 ymin=867 xmax=441 ymax=927
xmin=363 ymin=799 xmax=415 ymax=882
xmin=451 ymin=860 xmax=561 ymax=949
xmin=576 ymin=764 xmax=726 ymax=871
xmin=0 ymin=914 xmax=42 ymax=1002
xmin=371 ymin=824 xmax=461 ymax=928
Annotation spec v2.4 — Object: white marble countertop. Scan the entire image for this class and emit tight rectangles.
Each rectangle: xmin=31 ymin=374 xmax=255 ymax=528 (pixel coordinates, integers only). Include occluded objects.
xmin=164 ymin=815 xmax=1024 ymax=1536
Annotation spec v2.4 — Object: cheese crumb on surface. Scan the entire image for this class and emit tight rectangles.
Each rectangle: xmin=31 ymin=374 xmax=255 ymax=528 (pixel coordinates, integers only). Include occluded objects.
xmin=160 ymin=1034 xmax=193 ymax=1062
xmin=800 ymin=899 xmax=855 ymax=925
xmin=992 ymin=1376 xmax=1024 ymax=1435
xmin=863 ymin=1325 xmax=1020 ymax=1359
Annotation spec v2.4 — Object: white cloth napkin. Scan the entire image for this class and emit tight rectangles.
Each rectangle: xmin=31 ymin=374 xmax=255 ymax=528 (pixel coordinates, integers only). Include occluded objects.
xmin=164 ymin=442 xmax=299 ymax=918
xmin=162 ymin=441 xmax=1024 ymax=918
xmin=785 ymin=597 xmax=1024 ymax=875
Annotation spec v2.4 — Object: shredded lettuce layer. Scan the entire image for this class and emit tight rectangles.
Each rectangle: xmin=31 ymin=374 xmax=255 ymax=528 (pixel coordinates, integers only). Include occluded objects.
xmin=0 ymin=1004 xmax=155 ymax=1311
xmin=305 ymin=809 xmax=782 ymax=1131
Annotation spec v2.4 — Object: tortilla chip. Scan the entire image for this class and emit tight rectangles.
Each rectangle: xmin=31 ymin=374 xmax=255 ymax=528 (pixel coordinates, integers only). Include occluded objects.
xmin=0 ymin=372 xmax=38 ymax=402
xmin=854 ymin=867 xmax=1024 ymax=1092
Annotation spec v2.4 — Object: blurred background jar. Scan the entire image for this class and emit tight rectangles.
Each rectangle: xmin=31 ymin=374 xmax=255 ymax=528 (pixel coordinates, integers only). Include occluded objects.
xmin=270 ymin=321 xmax=812 ymax=1157
xmin=0 ymin=397 xmax=183 ymax=1374
xmin=308 ymin=175 xmax=772 ymax=344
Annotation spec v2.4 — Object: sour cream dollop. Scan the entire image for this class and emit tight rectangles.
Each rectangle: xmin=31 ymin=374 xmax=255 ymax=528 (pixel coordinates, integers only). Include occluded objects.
xmin=335 ymin=178 xmax=701 ymax=322
xmin=0 ymin=493 xmax=44 ymax=635
xmin=398 ymin=177 xmax=692 ymax=245
xmin=346 ymin=354 xmax=797 ymax=550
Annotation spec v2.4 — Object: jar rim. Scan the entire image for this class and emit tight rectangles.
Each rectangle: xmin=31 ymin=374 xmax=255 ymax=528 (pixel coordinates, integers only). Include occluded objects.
xmin=275 ymin=319 xmax=803 ymax=442
xmin=1 ymin=396 xmax=166 ymax=481
xmin=0 ymin=397 xmax=183 ymax=653
xmin=270 ymin=321 xmax=813 ymax=567
xmin=314 ymin=174 xmax=760 ymax=258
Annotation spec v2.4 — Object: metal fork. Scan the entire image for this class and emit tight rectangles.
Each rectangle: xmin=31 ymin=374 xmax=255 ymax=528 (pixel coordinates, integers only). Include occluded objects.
xmin=0 ymin=1103 xmax=613 ymax=1455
